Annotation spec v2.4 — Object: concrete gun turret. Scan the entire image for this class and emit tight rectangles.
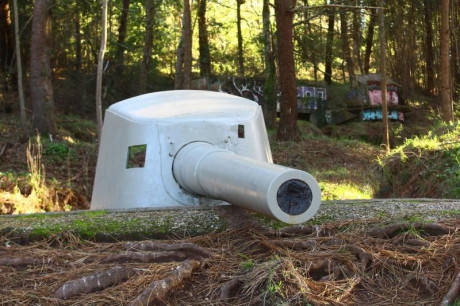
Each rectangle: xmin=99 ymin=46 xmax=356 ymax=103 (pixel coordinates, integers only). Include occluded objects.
xmin=91 ymin=90 xmax=321 ymax=224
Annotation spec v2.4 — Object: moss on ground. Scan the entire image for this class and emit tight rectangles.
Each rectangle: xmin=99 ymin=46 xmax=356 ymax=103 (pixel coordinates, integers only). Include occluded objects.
xmin=1 ymin=200 xmax=458 ymax=243
xmin=0 ymin=207 xmax=227 ymax=243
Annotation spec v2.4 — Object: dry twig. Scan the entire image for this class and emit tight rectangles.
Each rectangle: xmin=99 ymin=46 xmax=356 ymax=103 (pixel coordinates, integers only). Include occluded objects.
xmin=440 ymin=271 xmax=460 ymax=306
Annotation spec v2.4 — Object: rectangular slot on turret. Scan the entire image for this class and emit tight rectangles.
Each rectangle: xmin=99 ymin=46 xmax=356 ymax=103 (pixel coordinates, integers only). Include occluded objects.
xmin=238 ymin=124 xmax=245 ymax=138
xmin=126 ymin=144 xmax=147 ymax=168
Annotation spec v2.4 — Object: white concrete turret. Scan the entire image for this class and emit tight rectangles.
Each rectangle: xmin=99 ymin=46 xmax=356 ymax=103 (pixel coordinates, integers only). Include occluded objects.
xmin=91 ymin=90 xmax=321 ymax=224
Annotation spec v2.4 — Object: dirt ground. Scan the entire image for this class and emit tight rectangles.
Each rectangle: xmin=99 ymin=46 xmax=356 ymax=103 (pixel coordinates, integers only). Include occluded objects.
xmin=1 ymin=217 xmax=459 ymax=305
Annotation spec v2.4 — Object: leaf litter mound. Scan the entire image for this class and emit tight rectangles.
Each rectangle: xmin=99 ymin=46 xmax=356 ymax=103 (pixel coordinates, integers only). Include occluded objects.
xmin=1 ymin=219 xmax=459 ymax=305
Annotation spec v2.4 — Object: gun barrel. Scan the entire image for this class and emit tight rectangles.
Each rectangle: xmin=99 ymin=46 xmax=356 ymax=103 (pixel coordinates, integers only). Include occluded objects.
xmin=173 ymin=142 xmax=321 ymax=224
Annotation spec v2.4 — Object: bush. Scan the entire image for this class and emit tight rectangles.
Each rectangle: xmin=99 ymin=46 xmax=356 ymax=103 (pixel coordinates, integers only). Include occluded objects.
xmin=378 ymin=121 xmax=460 ymax=198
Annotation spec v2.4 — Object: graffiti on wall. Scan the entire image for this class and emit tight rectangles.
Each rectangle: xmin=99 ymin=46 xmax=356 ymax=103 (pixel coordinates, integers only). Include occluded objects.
xmin=192 ymin=76 xmax=327 ymax=115
xmin=192 ymin=76 xmax=265 ymax=104
xmin=362 ymin=109 xmax=404 ymax=121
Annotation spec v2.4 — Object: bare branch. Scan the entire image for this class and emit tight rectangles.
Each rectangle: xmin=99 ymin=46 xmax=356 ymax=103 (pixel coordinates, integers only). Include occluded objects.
xmin=292 ymin=4 xmax=382 ymax=13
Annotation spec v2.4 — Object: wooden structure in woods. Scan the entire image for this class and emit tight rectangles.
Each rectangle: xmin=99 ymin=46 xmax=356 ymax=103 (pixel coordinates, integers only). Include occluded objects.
xmin=351 ymin=74 xmax=404 ymax=122
xmin=192 ymin=76 xmax=328 ymax=126
xmin=327 ymin=74 xmax=405 ymax=125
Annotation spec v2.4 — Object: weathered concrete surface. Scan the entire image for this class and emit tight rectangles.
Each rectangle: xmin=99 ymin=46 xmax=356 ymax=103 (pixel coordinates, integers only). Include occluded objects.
xmin=1 ymin=199 xmax=459 ymax=243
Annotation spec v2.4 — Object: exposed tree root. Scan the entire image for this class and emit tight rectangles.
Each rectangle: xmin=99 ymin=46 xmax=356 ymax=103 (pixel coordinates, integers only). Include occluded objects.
xmin=54 ymin=266 xmax=137 ymax=299
xmin=219 ymin=279 xmax=243 ymax=301
xmin=322 ymin=238 xmax=346 ymax=246
xmin=410 ymin=275 xmax=438 ymax=296
xmin=0 ymin=256 xmax=48 ymax=267
xmin=440 ymin=271 xmax=460 ymax=306
xmin=305 ymin=259 xmax=353 ymax=282
xmin=306 ymin=259 xmax=335 ymax=281
xmin=340 ymin=244 xmax=373 ymax=270
xmin=122 ymin=242 xmax=212 ymax=258
xmin=368 ymin=223 xmax=453 ymax=239
xmin=404 ymin=238 xmax=430 ymax=247
xmin=129 ymin=259 xmax=200 ymax=306
xmin=0 ymin=265 xmax=15 ymax=272
xmin=1 ymin=220 xmax=459 ymax=305
xmin=102 ymin=251 xmax=195 ymax=264
xmin=391 ymin=234 xmax=431 ymax=248
xmin=270 ymin=239 xmax=315 ymax=250
xmin=279 ymin=225 xmax=316 ymax=236
xmin=275 ymin=224 xmax=332 ymax=237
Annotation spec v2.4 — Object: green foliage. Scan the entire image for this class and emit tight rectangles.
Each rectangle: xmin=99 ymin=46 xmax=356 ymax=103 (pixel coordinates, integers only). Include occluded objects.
xmin=239 ymin=254 xmax=254 ymax=271
xmin=379 ymin=121 xmax=460 ymax=198
xmin=319 ymin=182 xmax=373 ymax=200
xmin=57 ymin=116 xmax=97 ymax=143
xmin=43 ymin=142 xmax=70 ymax=159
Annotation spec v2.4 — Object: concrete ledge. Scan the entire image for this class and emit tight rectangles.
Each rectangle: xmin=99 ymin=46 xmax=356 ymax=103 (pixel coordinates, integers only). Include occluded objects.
xmin=1 ymin=199 xmax=459 ymax=243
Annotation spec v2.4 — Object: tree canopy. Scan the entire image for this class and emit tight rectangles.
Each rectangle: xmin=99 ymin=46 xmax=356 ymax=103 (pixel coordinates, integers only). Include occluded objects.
xmin=0 ymin=0 xmax=458 ymax=132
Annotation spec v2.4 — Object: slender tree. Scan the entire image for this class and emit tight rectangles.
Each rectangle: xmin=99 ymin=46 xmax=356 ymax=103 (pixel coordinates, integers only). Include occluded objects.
xmin=423 ymin=0 xmax=434 ymax=95
xmin=262 ymin=0 xmax=276 ymax=128
xmin=324 ymin=1 xmax=335 ymax=85
xmin=352 ymin=7 xmax=363 ymax=74
xmin=183 ymin=0 xmax=192 ymax=89
xmin=115 ymin=0 xmax=131 ymax=74
xmin=340 ymin=9 xmax=354 ymax=85
xmin=236 ymin=0 xmax=245 ymax=77
xmin=379 ymin=0 xmax=389 ymax=151
xmin=440 ymin=0 xmax=453 ymax=122
xmin=174 ymin=0 xmax=192 ymax=89
xmin=139 ymin=0 xmax=155 ymax=94
xmin=75 ymin=4 xmax=82 ymax=72
xmin=30 ymin=0 xmax=57 ymax=136
xmin=363 ymin=7 xmax=376 ymax=74
xmin=198 ymin=0 xmax=211 ymax=77
xmin=0 ymin=0 xmax=14 ymax=85
xmin=450 ymin=0 xmax=459 ymax=95
xmin=174 ymin=35 xmax=184 ymax=89
xmin=12 ymin=0 xmax=25 ymax=131
xmin=95 ymin=0 xmax=108 ymax=142
xmin=275 ymin=0 xmax=298 ymax=141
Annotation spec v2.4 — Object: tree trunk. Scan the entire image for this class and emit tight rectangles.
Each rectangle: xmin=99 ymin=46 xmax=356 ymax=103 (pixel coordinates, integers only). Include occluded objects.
xmin=30 ymin=0 xmax=57 ymax=136
xmin=75 ymin=5 xmax=82 ymax=72
xmin=12 ymin=0 xmax=25 ymax=131
xmin=352 ymin=7 xmax=363 ymax=74
xmin=324 ymin=1 xmax=335 ymax=85
xmin=236 ymin=0 xmax=245 ymax=77
xmin=198 ymin=0 xmax=211 ymax=77
xmin=0 ymin=0 xmax=14 ymax=87
xmin=183 ymin=0 xmax=192 ymax=89
xmin=139 ymin=0 xmax=154 ymax=94
xmin=174 ymin=35 xmax=184 ymax=89
xmin=262 ymin=0 xmax=276 ymax=129
xmin=423 ymin=0 xmax=434 ymax=94
xmin=451 ymin=1 xmax=460 ymax=96
xmin=115 ymin=0 xmax=130 ymax=74
xmin=275 ymin=0 xmax=299 ymax=141
xmin=440 ymin=0 xmax=453 ymax=122
xmin=407 ymin=2 xmax=416 ymax=96
xmin=379 ymin=0 xmax=389 ymax=151
xmin=340 ymin=9 xmax=354 ymax=86
xmin=364 ymin=8 xmax=376 ymax=74
xmin=95 ymin=0 xmax=108 ymax=143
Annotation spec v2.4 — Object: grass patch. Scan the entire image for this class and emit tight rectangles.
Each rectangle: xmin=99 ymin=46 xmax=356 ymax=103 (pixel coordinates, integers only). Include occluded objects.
xmin=319 ymin=182 xmax=373 ymax=200
xmin=378 ymin=121 xmax=460 ymax=198
xmin=16 ymin=213 xmax=67 ymax=219
xmin=271 ymin=124 xmax=382 ymax=201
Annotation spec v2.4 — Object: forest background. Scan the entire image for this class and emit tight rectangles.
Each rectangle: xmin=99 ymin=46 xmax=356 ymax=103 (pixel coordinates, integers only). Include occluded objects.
xmin=0 ymin=0 xmax=459 ymax=214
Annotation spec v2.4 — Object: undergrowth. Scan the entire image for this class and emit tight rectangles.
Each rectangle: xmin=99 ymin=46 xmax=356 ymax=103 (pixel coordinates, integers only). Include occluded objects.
xmin=271 ymin=121 xmax=381 ymax=201
xmin=378 ymin=121 xmax=460 ymax=198
xmin=0 ymin=114 xmax=96 ymax=214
